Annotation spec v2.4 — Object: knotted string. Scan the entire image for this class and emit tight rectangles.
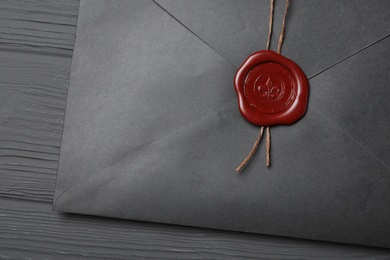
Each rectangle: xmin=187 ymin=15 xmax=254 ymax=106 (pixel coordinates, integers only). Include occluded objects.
xmin=236 ymin=0 xmax=290 ymax=172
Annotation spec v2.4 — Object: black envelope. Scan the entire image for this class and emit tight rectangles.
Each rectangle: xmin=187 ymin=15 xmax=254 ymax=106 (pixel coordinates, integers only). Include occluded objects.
xmin=53 ymin=0 xmax=390 ymax=248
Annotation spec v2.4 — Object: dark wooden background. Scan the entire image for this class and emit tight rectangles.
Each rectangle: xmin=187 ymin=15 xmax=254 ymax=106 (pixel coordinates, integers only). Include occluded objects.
xmin=1 ymin=1 xmax=390 ymax=259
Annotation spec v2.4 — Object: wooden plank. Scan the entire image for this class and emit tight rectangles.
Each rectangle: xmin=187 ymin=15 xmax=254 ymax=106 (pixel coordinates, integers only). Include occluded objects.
xmin=0 ymin=0 xmax=79 ymax=57
xmin=0 ymin=0 xmax=77 ymax=203
xmin=1 ymin=198 xmax=389 ymax=260
xmin=0 ymin=51 xmax=70 ymax=203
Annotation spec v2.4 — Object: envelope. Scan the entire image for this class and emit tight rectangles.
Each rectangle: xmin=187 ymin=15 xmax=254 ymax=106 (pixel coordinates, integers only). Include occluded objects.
xmin=53 ymin=0 xmax=390 ymax=248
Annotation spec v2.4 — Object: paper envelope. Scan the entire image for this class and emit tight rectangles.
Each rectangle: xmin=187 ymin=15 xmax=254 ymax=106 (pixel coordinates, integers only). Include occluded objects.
xmin=53 ymin=0 xmax=390 ymax=248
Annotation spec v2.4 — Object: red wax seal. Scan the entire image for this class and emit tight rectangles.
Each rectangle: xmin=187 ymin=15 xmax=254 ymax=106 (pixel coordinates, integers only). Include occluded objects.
xmin=234 ymin=50 xmax=309 ymax=126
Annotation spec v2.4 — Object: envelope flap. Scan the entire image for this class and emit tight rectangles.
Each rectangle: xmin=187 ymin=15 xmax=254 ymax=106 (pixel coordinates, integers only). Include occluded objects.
xmin=55 ymin=92 xmax=390 ymax=248
xmin=154 ymin=0 xmax=390 ymax=77
xmin=310 ymin=35 xmax=390 ymax=166
xmin=54 ymin=0 xmax=236 ymax=199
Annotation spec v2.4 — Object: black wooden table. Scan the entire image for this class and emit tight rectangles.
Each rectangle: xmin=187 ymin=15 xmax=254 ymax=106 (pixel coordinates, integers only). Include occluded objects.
xmin=1 ymin=1 xmax=390 ymax=259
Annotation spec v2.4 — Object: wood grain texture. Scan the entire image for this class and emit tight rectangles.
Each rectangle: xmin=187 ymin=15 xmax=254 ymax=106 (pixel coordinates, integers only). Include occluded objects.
xmin=0 ymin=0 xmax=78 ymax=57
xmin=0 ymin=0 xmax=78 ymax=204
xmin=2 ymin=199 xmax=390 ymax=260
xmin=0 ymin=49 xmax=70 ymax=203
xmin=0 ymin=1 xmax=390 ymax=259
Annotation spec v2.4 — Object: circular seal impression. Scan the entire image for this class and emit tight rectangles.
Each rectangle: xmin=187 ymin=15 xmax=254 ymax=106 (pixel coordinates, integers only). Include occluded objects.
xmin=234 ymin=50 xmax=309 ymax=126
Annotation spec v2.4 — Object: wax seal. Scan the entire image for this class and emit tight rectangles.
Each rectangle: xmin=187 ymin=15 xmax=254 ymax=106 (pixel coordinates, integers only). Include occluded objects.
xmin=234 ymin=50 xmax=309 ymax=126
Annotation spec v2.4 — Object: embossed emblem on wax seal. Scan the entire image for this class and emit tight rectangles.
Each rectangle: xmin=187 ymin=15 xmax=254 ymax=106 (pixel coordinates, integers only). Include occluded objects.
xmin=234 ymin=50 xmax=309 ymax=126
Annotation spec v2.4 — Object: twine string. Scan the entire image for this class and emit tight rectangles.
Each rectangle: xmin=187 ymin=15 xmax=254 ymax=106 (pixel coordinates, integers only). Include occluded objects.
xmin=277 ymin=0 xmax=290 ymax=54
xmin=266 ymin=0 xmax=274 ymax=50
xmin=236 ymin=127 xmax=264 ymax=172
xmin=266 ymin=126 xmax=271 ymax=166
xmin=236 ymin=0 xmax=290 ymax=172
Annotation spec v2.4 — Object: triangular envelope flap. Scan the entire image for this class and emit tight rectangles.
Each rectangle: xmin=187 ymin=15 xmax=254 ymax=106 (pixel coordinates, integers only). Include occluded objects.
xmin=155 ymin=0 xmax=390 ymax=77
xmin=54 ymin=0 xmax=237 ymax=197
xmin=55 ymin=96 xmax=390 ymax=248
xmin=310 ymin=36 xmax=390 ymax=166
xmin=153 ymin=0 xmax=390 ymax=165
xmin=54 ymin=0 xmax=390 ymax=249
